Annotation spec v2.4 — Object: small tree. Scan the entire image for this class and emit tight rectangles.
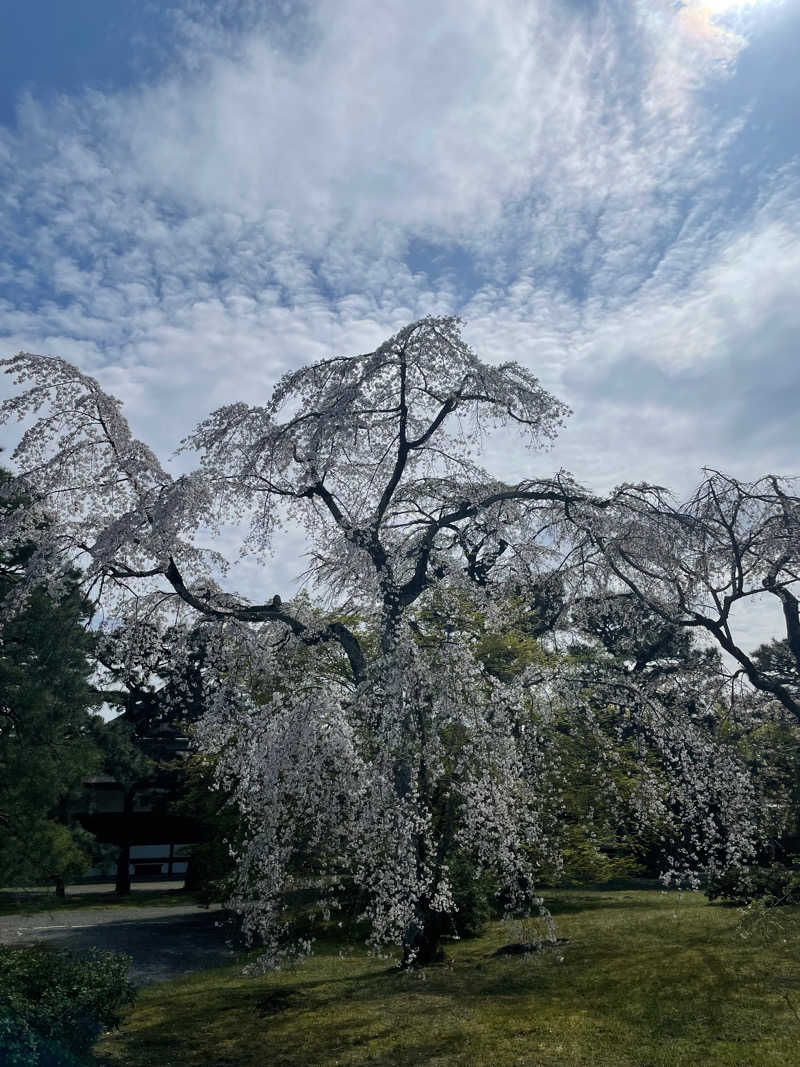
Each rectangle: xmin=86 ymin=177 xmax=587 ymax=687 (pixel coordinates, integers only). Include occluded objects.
xmin=91 ymin=622 xmax=211 ymax=895
xmin=0 ymin=319 xmax=762 ymax=965
xmin=90 ymin=718 xmax=154 ymax=896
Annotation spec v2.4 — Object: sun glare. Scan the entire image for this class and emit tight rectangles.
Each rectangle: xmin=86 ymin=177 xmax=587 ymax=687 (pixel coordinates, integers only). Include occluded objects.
xmin=698 ymin=0 xmax=767 ymax=13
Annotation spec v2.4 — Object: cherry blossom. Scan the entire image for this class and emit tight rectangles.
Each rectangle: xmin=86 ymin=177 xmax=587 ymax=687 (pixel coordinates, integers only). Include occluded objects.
xmin=0 ymin=318 xmax=766 ymax=966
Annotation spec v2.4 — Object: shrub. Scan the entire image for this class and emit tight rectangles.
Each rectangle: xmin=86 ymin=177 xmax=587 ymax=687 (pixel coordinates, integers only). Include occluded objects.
xmin=536 ymin=825 xmax=643 ymax=888
xmin=447 ymin=853 xmax=499 ymax=940
xmin=705 ymin=858 xmax=800 ymax=906
xmin=0 ymin=945 xmax=135 ymax=1064
xmin=0 ymin=1014 xmax=41 ymax=1067
xmin=183 ymin=837 xmax=236 ymax=905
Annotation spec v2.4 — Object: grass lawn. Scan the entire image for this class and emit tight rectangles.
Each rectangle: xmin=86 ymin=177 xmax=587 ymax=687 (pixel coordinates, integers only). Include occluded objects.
xmin=0 ymin=885 xmax=198 ymax=916
xmin=93 ymin=885 xmax=800 ymax=1067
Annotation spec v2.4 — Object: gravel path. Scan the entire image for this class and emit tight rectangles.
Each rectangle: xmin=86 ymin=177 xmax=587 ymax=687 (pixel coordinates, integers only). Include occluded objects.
xmin=0 ymin=904 xmax=243 ymax=986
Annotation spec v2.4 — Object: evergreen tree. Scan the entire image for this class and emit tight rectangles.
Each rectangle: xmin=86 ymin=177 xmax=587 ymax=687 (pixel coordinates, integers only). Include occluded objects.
xmin=0 ymin=471 xmax=100 ymax=891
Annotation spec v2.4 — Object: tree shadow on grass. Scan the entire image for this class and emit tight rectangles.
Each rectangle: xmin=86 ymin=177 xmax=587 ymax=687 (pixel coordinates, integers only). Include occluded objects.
xmin=96 ymin=895 xmax=800 ymax=1066
xmin=540 ymin=891 xmax=669 ymax=917
xmin=96 ymin=923 xmax=800 ymax=1067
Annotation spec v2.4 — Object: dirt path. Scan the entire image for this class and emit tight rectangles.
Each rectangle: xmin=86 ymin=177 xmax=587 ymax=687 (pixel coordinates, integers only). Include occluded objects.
xmin=0 ymin=904 xmax=242 ymax=986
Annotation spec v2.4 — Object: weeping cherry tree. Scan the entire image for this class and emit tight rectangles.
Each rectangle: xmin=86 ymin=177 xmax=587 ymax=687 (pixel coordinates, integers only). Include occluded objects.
xmin=0 ymin=317 xmax=762 ymax=966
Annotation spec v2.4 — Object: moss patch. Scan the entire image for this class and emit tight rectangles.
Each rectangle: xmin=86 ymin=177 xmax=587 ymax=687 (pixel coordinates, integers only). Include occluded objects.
xmin=95 ymin=888 xmax=800 ymax=1067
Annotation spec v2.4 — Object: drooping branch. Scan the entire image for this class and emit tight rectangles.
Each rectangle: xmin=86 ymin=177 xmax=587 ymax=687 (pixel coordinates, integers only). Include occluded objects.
xmin=1 ymin=321 xmax=777 ymax=970
xmin=394 ymin=478 xmax=605 ymax=610
xmin=574 ymin=471 xmax=800 ymax=724
xmin=162 ymin=558 xmax=367 ymax=683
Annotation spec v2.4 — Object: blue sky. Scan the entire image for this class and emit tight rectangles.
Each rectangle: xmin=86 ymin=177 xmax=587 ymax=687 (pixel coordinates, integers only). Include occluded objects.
xmin=1 ymin=0 xmax=798 ymax=647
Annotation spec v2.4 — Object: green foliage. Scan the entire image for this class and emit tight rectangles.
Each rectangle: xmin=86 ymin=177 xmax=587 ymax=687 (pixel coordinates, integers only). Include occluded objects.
xmin=0 ymin=1014 xmax=41 ymax=1067
xmin=705 ymin=858 xmax=800 ymax=906
xmin=0 ymin=945 xmax=135 ymax=1064
xmin=745 ymin=642 xmax=800 ymax=859
xmin=0 ymin=582 xmax=101 ymax=886
xmin=412 ymin=590 xmax=550 ymax=682
xmin=446 ymin=852 xmax=499 ymax=939
xmin=176 ymin=754 xmax=243 ymax=904
xmin=540 ymin=824 xmax=643 ymax=887
xmin=23 ymin=821 xmax=96 ymax=888
xmin=411 ymin=593 xmax=648 ymax=896
xmin=0 ymin=466 xmax=102 ymax=888
xmin=92 ymin=718 xmax=153 ymax=794
xmin=751 ymin=639 xmax=800 ymax=703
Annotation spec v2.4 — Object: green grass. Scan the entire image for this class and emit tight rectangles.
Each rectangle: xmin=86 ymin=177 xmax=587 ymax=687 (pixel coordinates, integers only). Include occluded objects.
xmin=0 ymin=886 xmax=199 ymax=916
xmin=93 ymin=886 xmax=800 ymax=1067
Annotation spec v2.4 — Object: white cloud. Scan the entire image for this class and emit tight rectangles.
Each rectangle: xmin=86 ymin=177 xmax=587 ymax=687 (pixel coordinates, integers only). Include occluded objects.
xmin=0 ymin=0 xmax=797 ymax=648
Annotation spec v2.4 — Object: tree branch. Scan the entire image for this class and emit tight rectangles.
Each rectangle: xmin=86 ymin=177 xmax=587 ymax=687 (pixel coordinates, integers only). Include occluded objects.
xmin=162 ymin=557 xmax=367 ymax=683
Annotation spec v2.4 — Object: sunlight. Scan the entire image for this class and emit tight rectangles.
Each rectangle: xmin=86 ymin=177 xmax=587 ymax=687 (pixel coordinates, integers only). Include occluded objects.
xmin=698 ymin=0 xmax=769 ymax=13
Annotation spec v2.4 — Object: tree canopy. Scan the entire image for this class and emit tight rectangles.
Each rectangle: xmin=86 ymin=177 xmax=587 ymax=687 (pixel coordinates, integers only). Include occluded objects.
xmin=575 ymin=471 xmax=800 ymax=722
xmin=0 ymin=317 xmax=788 ymax=965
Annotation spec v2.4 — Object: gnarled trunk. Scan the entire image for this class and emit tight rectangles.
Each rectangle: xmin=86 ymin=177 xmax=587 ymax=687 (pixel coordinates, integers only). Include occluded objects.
xmin=401 ymin=900 xmax=448 ymax=968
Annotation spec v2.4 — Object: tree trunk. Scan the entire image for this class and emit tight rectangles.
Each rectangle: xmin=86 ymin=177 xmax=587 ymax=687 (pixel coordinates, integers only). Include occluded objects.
xmin=115 ymin=841 xmax=131 ymax=896
xmin=115 ymin=789 xmax=134 ymax=896
xmin=54 ymin=876 xmax=65 ymax=899
xmin=401 ymin=901 xmax=447 ymax=968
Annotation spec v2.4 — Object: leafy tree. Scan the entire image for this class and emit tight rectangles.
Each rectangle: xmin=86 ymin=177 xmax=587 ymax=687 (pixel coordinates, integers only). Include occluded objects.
xmin=566 ymin=476 xmax=800 ymax=889
xmin=0 ymin=471 xmax=100 ymax=892
xmin=751 ymin=638 xmax=800 ymax=708
xmin=572 ymin=471 xmax=800 ymax=723
xmin=556 ymin=597 xmax=735 ymax=880
xmin=89 ymin=620 xmax=215 ymax=895
xmin=703 ymin=638 xmax=800 ymax=903
xmin=0 ymin=319 xmax=763 ymax=966
xmin=175 ymin=752 xmax=244 ymax=904
xmin=89 ymin=717 xmax=154 ymax=896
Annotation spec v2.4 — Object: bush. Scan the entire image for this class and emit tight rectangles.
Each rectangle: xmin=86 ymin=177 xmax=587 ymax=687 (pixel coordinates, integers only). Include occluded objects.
xmin=447 ymin=853 xmax=499 ymax=940
xmin=0 ymin=945 xmax=135 ymax=1064
xmin=705 ymin=858 xmax=800 ymax=906
xmin=183 ymin=838 xmax=236 ymax=905
xmin=0 ymin=1014 xmax=40 ymax=1067
xmin=536 ymin=825 xmax=643 ymax=887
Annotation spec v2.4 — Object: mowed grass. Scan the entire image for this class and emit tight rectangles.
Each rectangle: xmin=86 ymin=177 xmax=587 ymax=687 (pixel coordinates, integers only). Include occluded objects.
xmin=0 ymin=886 xmax=198 ymax=915
xmin=93 ymin=886 xmax=800 ymax=1067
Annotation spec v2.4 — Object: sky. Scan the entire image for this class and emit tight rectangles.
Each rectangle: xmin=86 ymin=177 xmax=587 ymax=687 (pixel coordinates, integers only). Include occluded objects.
xmin=0 ymin=0 xmax=798 ymax=651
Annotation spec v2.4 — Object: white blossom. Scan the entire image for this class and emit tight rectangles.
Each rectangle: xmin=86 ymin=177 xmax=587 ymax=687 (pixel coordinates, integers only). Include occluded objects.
xmin=0 ymin=319 xmax=773 ymax=967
